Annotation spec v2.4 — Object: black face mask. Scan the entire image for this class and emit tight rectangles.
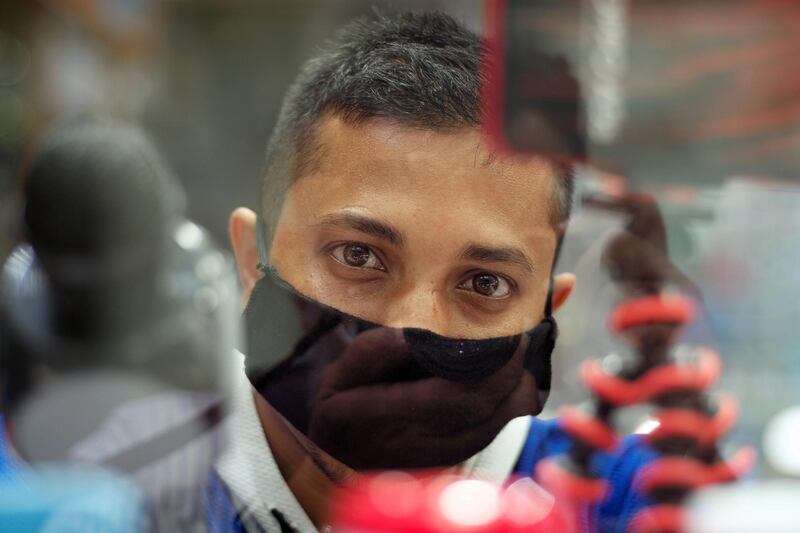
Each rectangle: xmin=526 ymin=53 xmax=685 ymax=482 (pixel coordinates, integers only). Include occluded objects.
xmin=242 ymin=270 xmax=558 ymax=471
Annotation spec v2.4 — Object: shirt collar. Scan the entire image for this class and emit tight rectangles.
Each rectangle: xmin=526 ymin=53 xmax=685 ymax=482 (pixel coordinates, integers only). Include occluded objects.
xmin=215 ymin=350 xmax=317 ymax=533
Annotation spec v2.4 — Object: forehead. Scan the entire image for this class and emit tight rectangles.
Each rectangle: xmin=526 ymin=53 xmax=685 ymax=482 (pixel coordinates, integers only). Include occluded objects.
xmin=291 ymin=116 xmax=557 ymax=246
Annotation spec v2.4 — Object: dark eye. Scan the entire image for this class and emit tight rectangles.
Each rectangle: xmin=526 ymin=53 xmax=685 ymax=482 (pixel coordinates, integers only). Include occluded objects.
xmin=458 ymin=272 xmax=512 ymax=298
xmin=330 ymin=243 xmax=385 ymax=270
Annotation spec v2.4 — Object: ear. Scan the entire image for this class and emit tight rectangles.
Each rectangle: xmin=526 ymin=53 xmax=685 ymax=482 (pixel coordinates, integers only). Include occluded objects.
xmin=229 ymin=207 xmax=262 ymax=304
xmin=551 ymin=272 xmax=576 ymax=313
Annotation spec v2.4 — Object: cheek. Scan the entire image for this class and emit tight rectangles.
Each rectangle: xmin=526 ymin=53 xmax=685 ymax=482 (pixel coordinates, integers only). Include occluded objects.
xmin=524 ymin=284 xmax=550 ymax=328
xmin=465 ymin=292 xmax=548 ymax=336
xmin=268 ymin=223 xmax=317 ymax=291
xmin=489 ymin=280 xmax=550 ymax=334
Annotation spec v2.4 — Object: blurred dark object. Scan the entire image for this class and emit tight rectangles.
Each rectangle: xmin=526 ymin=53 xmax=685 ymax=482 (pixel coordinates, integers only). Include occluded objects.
xmin=586 ymin=193 xmax=700 ymax=296
xmin=329 ymin=471 xmax=575 ymax=532
xmin=21 ymin=120 xmax=177 ymax=344
xmin=0 ymin=120 xmax=238 ymax=531
xmin=485 ymin=0 xmax=800 ymax=185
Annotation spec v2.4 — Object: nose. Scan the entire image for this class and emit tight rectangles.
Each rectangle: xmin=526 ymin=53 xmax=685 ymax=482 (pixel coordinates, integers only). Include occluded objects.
xmin=381 ymin=284 xmax=449 ymax=334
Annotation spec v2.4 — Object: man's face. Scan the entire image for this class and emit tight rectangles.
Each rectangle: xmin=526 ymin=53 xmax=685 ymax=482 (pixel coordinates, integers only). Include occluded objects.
xmin=256 ymin=115 xmax=570 ymax=339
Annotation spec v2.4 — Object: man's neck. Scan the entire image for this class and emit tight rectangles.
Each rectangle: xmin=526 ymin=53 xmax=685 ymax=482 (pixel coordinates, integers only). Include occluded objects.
xmin=252 ymin=391 xmax=355 ymax=528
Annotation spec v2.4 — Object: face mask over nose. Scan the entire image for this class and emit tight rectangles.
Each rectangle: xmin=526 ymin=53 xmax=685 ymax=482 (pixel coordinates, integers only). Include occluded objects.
xmin=242 ymin=221 xmax=559 ymax=471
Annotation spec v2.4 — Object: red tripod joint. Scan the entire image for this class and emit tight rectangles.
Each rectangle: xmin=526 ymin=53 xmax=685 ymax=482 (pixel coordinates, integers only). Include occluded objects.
xmin=645 ymin=394 xmax=738 ymax=446
xmin=629 ymin=504 xmax=685 ymax=533
xmin=581 ymin=348 xmax=721 ymax=406
xmin=535 ymin=458 xmax=608 ymax=504
xmin=610 ymin=295 xmax=697 ymax=333
xmin=558 ymin=406 xmax=619 ymax=452
xmin=635 ymin=447 xmax=756 ymax=494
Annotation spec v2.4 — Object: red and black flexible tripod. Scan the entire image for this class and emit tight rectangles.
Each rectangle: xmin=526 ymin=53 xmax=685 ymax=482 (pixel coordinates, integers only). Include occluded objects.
xmin=537 ymin=195 xmax=754 ymax=533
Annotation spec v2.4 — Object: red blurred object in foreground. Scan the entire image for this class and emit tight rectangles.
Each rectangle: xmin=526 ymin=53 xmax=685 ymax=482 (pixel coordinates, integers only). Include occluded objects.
xmin=329 ymin=471 xmax=576 ymax=533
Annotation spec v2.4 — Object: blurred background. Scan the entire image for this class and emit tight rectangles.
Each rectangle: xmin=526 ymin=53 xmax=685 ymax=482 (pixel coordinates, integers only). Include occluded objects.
xmin=0 ymin=0 xmax=481 ymax=246
xmin=2 ymin=0 xmax=799 ymax=481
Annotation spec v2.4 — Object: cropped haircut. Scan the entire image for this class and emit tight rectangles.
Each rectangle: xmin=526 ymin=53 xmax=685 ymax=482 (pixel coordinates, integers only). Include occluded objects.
xmin=260 ymin=11 xmax=574 ymax=239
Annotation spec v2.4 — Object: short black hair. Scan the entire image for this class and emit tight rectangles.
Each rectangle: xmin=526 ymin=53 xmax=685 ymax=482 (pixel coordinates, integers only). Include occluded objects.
xmin=260 ymin=11 xmax=573 ymax=237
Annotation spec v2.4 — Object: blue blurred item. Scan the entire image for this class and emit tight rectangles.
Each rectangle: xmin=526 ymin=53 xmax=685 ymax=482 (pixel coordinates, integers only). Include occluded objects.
xmin=514 ymin=417 xmax=658 ymax=533
xmin=0 ymin=461 xmax=146 ymax=532
xmin=0 ymin=415 xmax=15 ymax=479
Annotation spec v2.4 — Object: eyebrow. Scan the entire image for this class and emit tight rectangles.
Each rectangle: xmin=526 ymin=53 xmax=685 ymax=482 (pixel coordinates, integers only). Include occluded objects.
xmin=315 ymin=212 xmax=405 ymax=247
xmin=460 ymin=243 xmax=535 ymax=274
